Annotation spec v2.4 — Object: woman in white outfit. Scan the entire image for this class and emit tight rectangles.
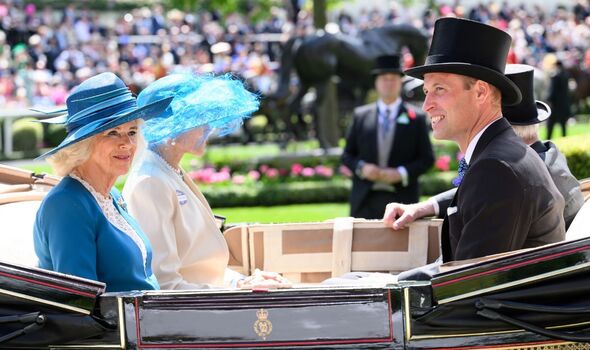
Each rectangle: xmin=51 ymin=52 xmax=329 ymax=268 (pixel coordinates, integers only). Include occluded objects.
xmin=123 ymin=73 xmax=290 ymax=289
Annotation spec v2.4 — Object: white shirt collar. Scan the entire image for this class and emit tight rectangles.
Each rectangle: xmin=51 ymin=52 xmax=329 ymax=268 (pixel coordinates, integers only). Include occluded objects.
xmin=377 ymin=98 xmax=402 ymax=116
xmin=464 ymin=117 xmax=502 ymax=164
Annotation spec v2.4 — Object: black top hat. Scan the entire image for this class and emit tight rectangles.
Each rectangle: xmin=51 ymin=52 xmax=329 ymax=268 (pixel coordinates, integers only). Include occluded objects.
xmin=371 ymin=55 xmax=404 ymax=76
xmin=502 ymin=64 xmax=550 ymax=125
xmin=404 ymin=17 xmax=522 ymax=106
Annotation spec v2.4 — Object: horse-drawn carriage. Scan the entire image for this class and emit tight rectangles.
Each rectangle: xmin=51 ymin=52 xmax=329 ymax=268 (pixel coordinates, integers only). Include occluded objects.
xmin=1 ymin=164 xmax=589 ymax=349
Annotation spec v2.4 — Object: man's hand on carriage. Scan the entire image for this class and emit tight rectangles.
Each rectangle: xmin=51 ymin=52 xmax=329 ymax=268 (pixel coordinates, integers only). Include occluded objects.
xmin=383 ymin=201 xmax=435 ymax=230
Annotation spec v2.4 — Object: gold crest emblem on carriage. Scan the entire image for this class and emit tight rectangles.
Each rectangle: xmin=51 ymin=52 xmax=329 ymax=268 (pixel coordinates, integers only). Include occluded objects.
xmin=253 ymin=308 xmax=273 ymax=340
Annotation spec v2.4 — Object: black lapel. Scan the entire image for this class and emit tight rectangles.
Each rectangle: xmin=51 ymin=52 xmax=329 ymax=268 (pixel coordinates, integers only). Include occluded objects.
xmin=367 ymin=103 xmax=379 ymax=162
xmin=394 ymin=102 xmax=406 ymax=120
xmin=470 ymin=118 xmax=512 ymax=163
xmin=530 ymin=140 xmax=548 ymax=161
xmin=441 ymin=186 xmax=458 ymax=262
xmin=388 ymin=103 xmax=409 ymax=164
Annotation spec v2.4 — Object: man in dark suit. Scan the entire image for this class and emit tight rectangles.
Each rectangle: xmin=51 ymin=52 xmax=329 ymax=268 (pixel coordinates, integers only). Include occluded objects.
xmin=384 ymin=18 xmax=565 ymax=266
xmin=392 ymin=64 xmax=582 ymax=239
xmin=547 ymin=60 xmax=572 ymax=139
xmin=341 ymin=55 xmax=434 ymax=219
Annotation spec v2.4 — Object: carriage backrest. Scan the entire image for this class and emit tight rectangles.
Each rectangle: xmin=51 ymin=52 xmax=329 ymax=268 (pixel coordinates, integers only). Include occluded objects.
xmin=224 ymin=218 xmax=443 ymax=283
xmin=0 ymin=165 xmax=59 ymax=267
xmin=565 ymin=177 xmax=590 ymax=241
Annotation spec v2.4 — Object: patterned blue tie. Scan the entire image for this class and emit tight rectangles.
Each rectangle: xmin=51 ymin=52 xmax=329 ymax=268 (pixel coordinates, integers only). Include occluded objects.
xmin=453 ymin=157 xmax=469 ymax=186
xmin=381 ymin=108 xmax=392 ymax=136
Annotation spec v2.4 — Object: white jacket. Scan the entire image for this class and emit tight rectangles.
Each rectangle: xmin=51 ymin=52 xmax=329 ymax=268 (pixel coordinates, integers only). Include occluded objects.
xmin=123 ymin=150 xmax=238 ymax=289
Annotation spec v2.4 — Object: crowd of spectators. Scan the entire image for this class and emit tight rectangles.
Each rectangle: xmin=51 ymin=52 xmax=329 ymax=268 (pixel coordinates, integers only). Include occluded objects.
xmin=1 ymin=0 xmax=590 ymax=111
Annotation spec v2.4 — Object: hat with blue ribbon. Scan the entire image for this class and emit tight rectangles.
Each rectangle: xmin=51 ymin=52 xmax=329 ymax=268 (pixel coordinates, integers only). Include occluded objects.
xmin=34 ymin=72 xmax=173 ymax=159
xmin=137 ymin=73 xmax=260 ymax=144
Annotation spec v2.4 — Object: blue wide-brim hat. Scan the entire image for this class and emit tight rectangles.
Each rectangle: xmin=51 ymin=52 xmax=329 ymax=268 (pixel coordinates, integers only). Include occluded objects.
xmin=34 ymin=72 xmax=173 ymax=159
xmin=137 ymin=73 xmax=260 ymax=144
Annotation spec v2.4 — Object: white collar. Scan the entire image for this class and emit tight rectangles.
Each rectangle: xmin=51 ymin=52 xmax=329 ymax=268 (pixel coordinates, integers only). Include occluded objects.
xmin=464 ymin=118 xmax=501 ymax=164
xmin=377 ymin=98 xmax=402 ymax=116
xmin=149 ymin=148 xmax=183 ymax=177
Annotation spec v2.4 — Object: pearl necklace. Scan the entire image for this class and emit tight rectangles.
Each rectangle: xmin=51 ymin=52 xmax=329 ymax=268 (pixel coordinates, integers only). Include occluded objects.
xmin=150 ymin=148 xmax=183 ymax=177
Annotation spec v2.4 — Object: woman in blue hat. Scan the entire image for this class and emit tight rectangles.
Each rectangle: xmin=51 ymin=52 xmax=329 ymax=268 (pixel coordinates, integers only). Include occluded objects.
xmin=33 ymin=72 xmax=172 ymax=292
xmin=123 ymin=73 xmax=290 ymax=289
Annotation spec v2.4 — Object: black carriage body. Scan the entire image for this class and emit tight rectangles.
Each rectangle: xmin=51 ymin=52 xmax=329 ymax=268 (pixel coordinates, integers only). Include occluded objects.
xmin=1 ymin=239 xmax=590 ymax=349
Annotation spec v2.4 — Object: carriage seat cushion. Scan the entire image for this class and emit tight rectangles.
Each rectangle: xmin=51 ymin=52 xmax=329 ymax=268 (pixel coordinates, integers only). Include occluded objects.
xmin=566 ymin=199 xmax=590 ymax=241
xmin=0 ymin=200 xmax=41 ymax=267
xmin=224 ymin=218 xmax=443 ymax=283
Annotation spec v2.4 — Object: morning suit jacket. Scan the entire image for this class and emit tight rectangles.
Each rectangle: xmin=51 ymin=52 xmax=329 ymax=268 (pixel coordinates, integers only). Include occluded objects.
xmin=341 ymin=102 xmax=434 ymax=217
xmin=434 ymin=139 xmax=583 ymax=231
xmin=529 ymin=140 xmax=583 ymax=229
xmin=438 ymin=118 xmax=565 ymax=262
xmin=34 ymin=177 xmax=159 ymax=292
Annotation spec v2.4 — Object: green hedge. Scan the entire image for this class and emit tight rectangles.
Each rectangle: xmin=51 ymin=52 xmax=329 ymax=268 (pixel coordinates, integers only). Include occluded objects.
xmin=554 ymin=135 xmax=590 ymax=180
xmin=201 ymin=179 xmax=351 ymax=207
xmin=196 ymin=147 xmax=342 ymax=173
xmin=12 ymin=118 xmax=43 ymax=156
xmin=419 ymin=171 xmax=456 ymax=196
xmin=199 ymin=171 xmax=457 ymax=207
xmin=46 ymin=124 xmax=67 ymax=148
xmin=197 ymin=139 xmax=460 ymax=174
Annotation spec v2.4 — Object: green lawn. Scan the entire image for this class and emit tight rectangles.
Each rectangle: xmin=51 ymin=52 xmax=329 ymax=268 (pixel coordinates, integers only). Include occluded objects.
xmin=213 ymin=203 xmax=350 ymax=224
xmin=213 ymin=197 xmax=436 ymax=224
xmin=540 ymin=121 xmax=590 ymax=139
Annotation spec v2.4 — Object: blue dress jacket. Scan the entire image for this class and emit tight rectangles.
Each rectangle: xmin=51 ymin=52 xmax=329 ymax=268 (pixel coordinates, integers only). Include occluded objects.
xmin=34 ymin=176 xmax=160 ymax=292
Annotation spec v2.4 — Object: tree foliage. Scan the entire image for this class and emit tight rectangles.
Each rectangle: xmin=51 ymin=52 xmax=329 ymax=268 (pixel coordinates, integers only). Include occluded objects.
xmin=166 ymin=0 xmax=280 ymax=21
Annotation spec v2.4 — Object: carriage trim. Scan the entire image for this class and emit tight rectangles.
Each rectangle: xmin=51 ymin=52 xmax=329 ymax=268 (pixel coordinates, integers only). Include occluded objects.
xmin=432 ymin=238 xmax=590 ymax=304
xmin=403 ymin=286 xmax=590 ymax=342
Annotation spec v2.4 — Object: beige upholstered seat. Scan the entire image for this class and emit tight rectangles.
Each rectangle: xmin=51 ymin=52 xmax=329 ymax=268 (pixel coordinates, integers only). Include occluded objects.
xmin=0 ymin=200 xmax=42 ymax=266
xmin=0 ymin=164 xmax=58 ymax=267
xmin=224 ymin=218 xmax=443 ymax=283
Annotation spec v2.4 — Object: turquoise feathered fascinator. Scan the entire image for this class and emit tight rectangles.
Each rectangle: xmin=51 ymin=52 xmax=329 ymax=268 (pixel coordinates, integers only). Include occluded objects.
xmin=137 ymin=73 xmax=260 ymax=144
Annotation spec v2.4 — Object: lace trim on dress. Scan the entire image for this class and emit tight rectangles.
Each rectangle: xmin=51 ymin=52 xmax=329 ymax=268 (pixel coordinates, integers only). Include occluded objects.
xmin=69 ymin=174 xmax=148 ymax=268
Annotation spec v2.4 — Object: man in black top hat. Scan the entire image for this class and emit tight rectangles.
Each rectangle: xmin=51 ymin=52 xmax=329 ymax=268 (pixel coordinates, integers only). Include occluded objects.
xmin=341 ymin=54 xmax=434 ymax=219
xmin=503 ymin=64 xmax=582 ymax=229
xmin=384 ymin=18 xmax=565 ymax=266
xmin=391 ymin=64 xmax=582 ymax=238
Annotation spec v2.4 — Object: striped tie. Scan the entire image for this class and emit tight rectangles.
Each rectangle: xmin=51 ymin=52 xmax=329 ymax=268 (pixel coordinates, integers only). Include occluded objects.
xmin=381 ymin=108 xmax=392 ymax=136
